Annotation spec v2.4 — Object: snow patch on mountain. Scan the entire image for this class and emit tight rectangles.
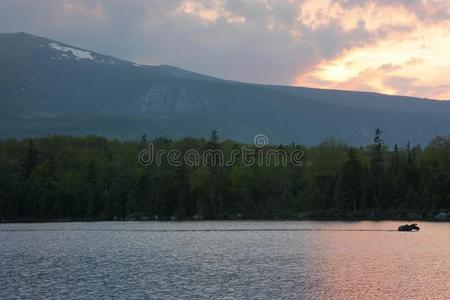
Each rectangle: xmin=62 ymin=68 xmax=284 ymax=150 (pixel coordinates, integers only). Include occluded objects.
xmin=49 ymin=42 xmax=94 ymax=60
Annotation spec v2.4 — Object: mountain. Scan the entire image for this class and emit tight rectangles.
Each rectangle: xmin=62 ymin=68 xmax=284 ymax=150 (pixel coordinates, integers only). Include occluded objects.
xmin=1 ymin=32 xmax=450 ymax=146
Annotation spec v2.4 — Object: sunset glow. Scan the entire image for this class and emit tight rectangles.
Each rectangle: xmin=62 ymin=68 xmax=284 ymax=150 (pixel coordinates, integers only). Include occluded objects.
xmin=294 ymin=0 xmax=450 ymax=99
xmin=173 ymin=0 xmax=450 ymax=99
xmin=1 ymin=0 xmax=450 ymax=99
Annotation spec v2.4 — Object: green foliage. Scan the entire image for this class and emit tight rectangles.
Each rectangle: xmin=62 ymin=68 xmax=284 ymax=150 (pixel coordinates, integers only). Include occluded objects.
xmin=1 ymin=131 xmax=450 ymax=221
xmin=335 ymin=148 xmax=363 ymax=212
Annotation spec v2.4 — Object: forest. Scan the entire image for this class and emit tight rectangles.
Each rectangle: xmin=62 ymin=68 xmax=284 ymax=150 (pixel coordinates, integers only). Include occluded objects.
xmin=1 ymin=130 xmax=450 ymax=222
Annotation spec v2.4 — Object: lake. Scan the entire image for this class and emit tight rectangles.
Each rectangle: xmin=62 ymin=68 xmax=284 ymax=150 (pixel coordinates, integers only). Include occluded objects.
xmin=1 ymin=221 xmax=449 ymax=299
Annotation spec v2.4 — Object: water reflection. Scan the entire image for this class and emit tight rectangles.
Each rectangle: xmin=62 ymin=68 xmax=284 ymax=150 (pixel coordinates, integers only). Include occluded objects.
xmin=0 ymin=221 xmax=449 ymax=299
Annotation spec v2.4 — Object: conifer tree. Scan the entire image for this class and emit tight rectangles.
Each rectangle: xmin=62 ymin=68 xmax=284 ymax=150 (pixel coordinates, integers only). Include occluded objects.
xmin=335 ymin=148 xmax=363 ymax=212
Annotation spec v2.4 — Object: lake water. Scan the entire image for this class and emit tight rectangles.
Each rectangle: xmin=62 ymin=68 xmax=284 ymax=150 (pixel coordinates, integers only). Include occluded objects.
xmin=0 ymin=221 xmax=449 ymax=299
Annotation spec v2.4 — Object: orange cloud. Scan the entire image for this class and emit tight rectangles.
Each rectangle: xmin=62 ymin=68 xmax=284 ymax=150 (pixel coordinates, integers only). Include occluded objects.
xmin=294 ymin=1 xmax=450 ymax=100
xmin=176 ymin=0 xmax=245 ymax=24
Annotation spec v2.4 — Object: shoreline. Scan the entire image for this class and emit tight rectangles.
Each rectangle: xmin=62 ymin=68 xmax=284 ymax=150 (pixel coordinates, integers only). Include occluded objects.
xmin=1 ymin=216 xmax=448 ymax=224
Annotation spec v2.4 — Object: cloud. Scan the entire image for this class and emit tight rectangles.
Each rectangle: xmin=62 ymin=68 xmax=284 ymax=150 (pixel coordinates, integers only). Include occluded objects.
xmin=0 ymin=0 xmax=449 ymax=99
xmin=333 ymin=0 xmax=450 ymax=22
xmin=383 ymin=76 xmax=450 ymax=99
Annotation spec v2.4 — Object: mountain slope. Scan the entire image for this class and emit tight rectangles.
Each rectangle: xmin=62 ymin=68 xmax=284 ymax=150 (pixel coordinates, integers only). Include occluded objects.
xmin=1 ymin=32 xmax=450 ymax=145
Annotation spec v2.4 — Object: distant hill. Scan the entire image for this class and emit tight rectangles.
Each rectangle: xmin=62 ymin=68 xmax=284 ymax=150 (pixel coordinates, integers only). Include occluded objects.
xmin=1 ymin=32 xmax=450 ymax=145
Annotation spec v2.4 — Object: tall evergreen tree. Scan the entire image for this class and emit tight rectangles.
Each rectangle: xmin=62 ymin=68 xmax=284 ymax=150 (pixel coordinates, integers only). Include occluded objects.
xmin=21 ymin=139 xmax=38 ymax=179
xmin=335 ymin=148 xmax=363 ymax=212
xmin=370 ymin=129 xmax=384 ymax=210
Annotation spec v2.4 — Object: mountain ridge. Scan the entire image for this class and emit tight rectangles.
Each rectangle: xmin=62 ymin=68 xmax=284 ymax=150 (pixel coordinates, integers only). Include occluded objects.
xmin=1 ymin=32 xmax=450 ymax=145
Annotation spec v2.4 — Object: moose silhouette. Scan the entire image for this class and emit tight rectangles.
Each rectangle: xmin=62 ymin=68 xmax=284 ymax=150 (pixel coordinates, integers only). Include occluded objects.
xmin=398 ymin=223 xmax=420 ymax=232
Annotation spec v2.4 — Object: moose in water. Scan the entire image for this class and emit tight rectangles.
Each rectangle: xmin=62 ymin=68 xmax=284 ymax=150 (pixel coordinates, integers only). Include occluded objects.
xmin=398 ymin=223 xmax=420 ymax=232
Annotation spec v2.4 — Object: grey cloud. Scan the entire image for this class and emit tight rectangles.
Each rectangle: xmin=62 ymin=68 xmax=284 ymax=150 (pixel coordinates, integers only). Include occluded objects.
xmin=383 ymin=76 xmax=450 ymax=99
xmin=333 ymin=0 xmax=450 ymax=21
xmin=0 ymin=0 xmax=428 ymax=85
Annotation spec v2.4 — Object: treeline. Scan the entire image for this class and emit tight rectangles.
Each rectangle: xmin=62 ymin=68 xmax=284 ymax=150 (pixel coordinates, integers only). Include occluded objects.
xmin=1 ymin=130 xmax=450 ymax=221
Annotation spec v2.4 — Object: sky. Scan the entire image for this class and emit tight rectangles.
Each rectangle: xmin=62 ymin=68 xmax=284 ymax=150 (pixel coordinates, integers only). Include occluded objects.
xmin=1 ymin=0 xmax=450 ymax=100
